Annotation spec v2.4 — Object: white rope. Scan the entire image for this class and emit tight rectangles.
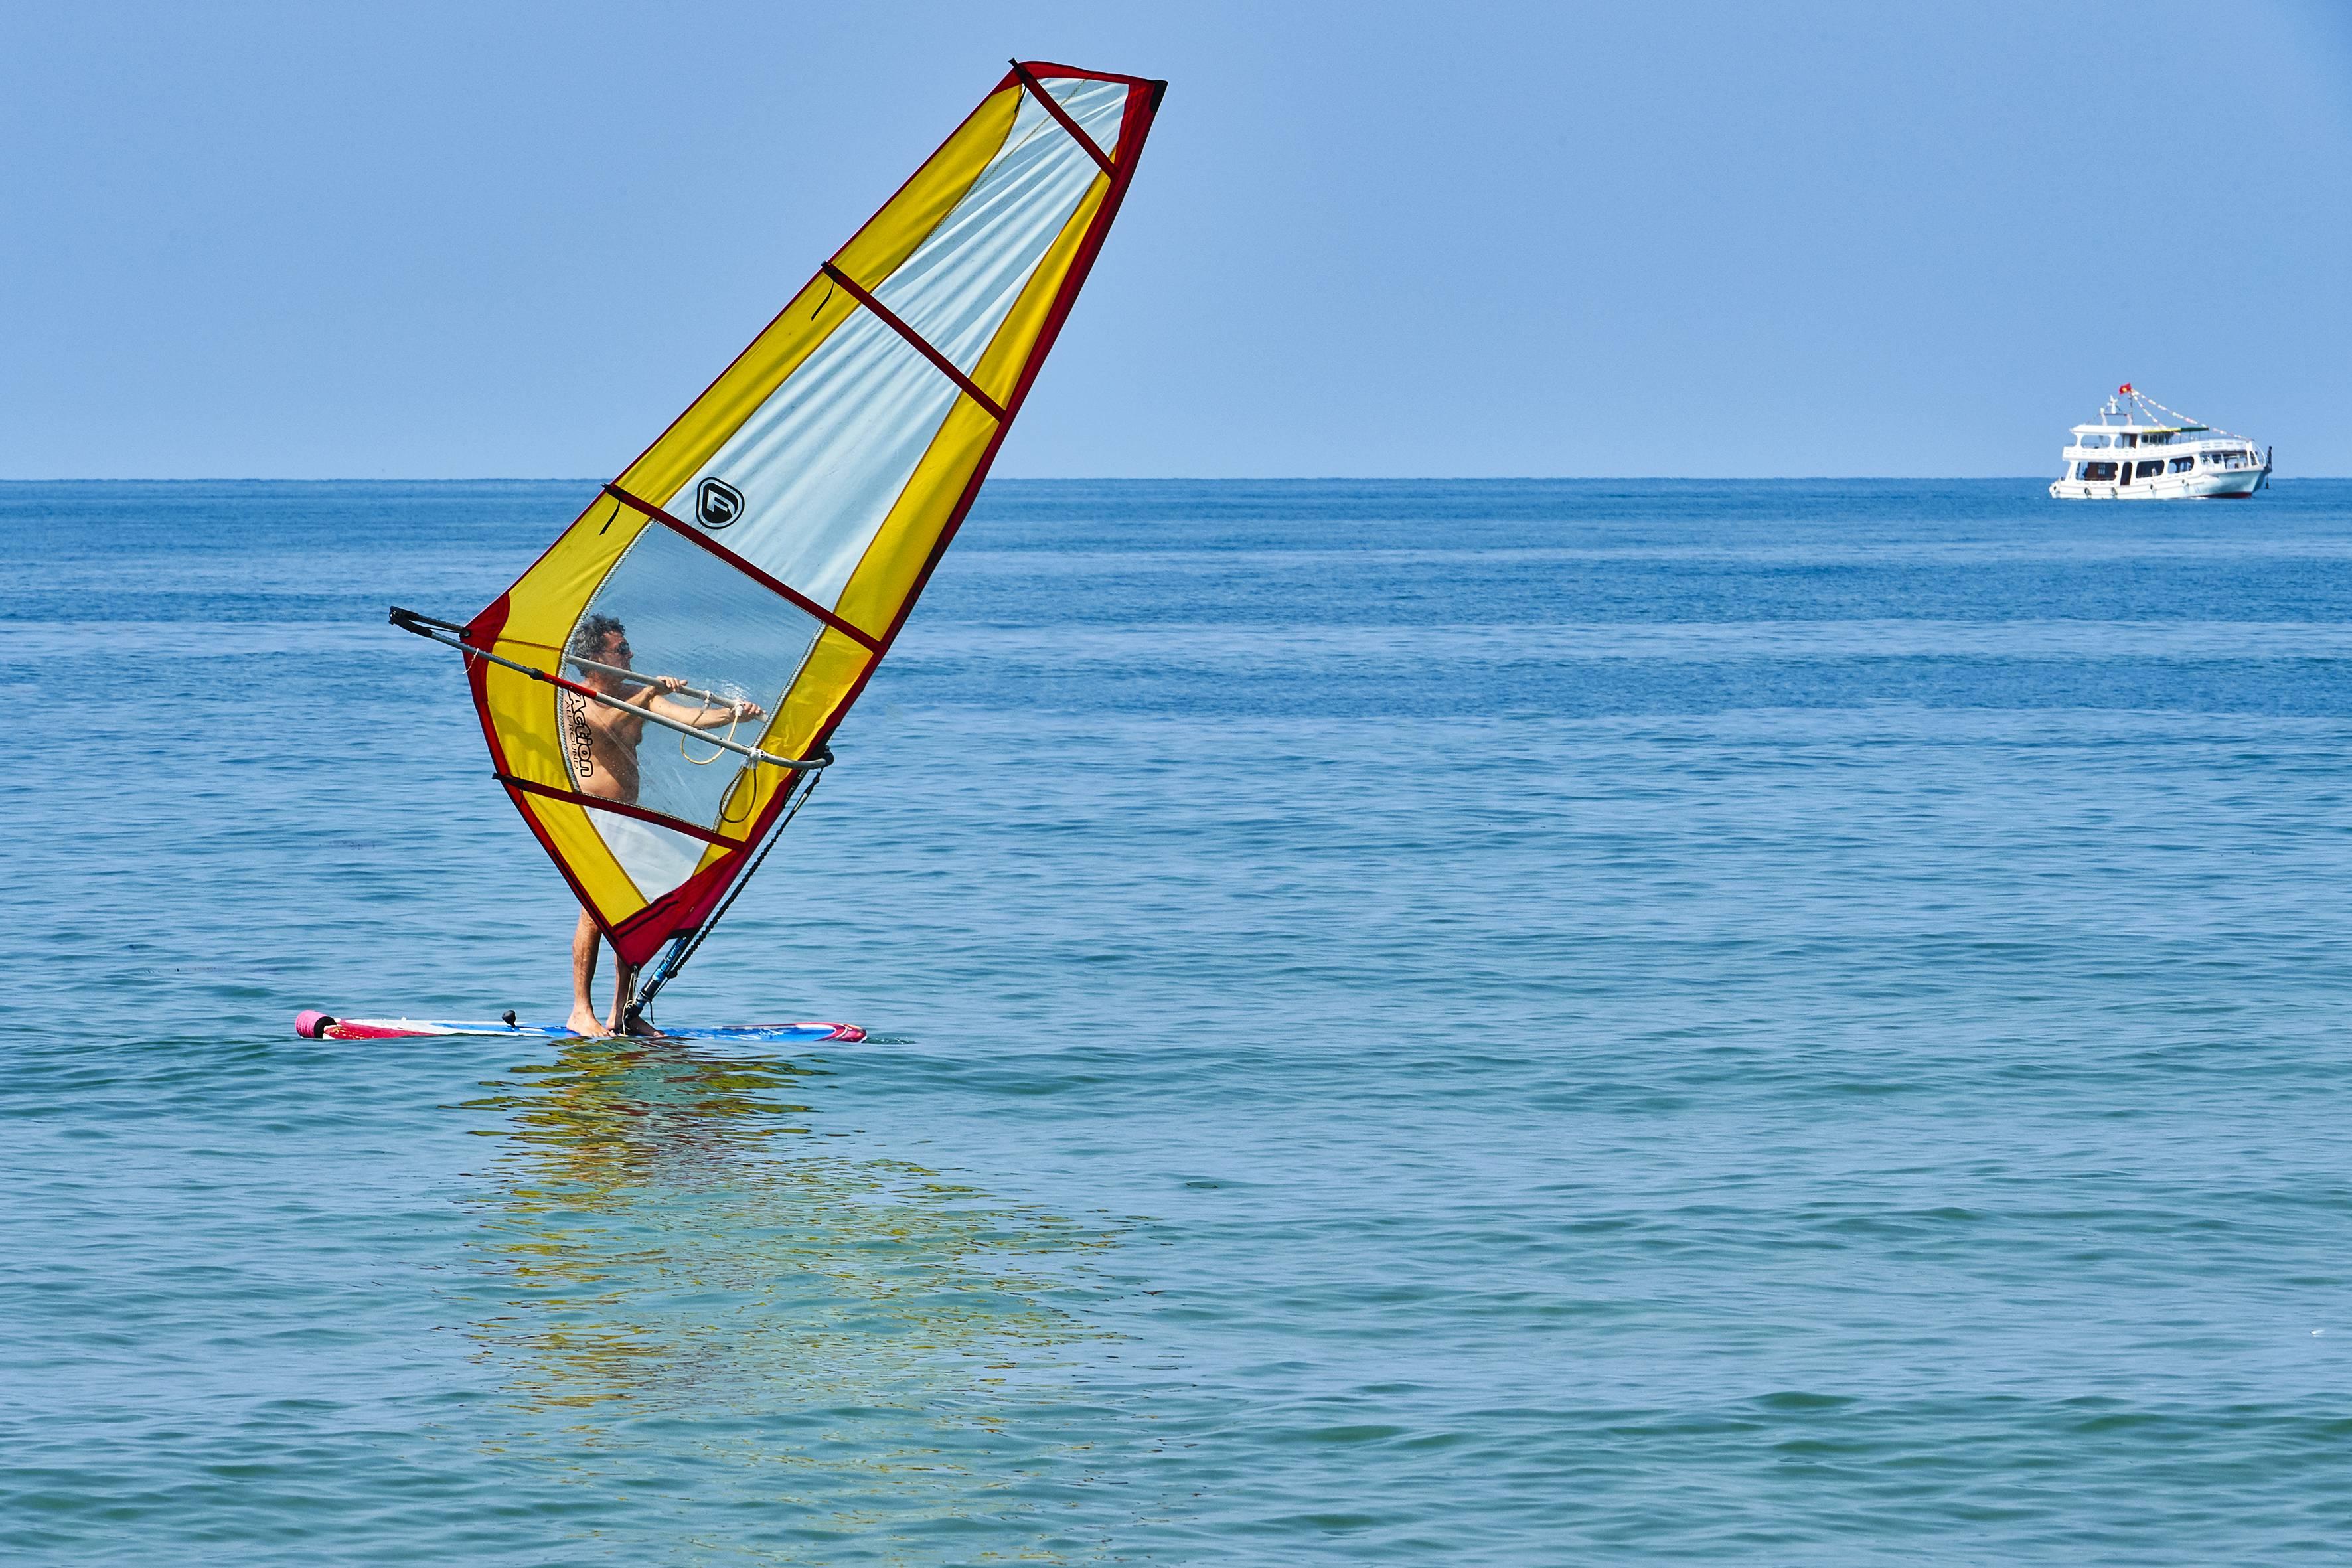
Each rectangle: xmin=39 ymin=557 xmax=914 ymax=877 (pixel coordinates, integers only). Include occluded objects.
xmin=2128 ymin=388 xmax=2248 ymax=444
xmin=680 ymin=683 xmax=757 ymax=766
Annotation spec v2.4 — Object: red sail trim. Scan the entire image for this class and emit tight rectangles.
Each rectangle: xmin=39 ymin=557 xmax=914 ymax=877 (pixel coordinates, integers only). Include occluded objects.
xmin=1006 ymin=60 xmax=1160 ymax=87
xmin=819 ymin=263 xmax=1008 ymax=422
xmin=609 ymin=844 xmax=745 ymax=967
xmin=495 ymin=774 xmax=743 ymax=848
xmin=603 ymin=483 xmax=884 ymax=651
xmin=1010 ymin=58 xmax=1115 ymax=175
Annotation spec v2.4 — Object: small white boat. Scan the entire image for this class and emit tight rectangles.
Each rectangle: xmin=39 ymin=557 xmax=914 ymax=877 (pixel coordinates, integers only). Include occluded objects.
xmin=2051 ymin=385 xmax=2270 ymax=500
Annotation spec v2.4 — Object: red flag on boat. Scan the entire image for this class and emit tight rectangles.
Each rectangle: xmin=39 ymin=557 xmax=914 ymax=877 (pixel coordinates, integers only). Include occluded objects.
xmin=2118 ymin=383 xmax=2134 ymax=396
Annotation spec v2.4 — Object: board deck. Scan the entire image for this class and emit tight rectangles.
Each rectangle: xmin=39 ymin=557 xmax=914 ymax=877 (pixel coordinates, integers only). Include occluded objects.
xmin=295 ymin=1010 xmax=863 ymax=1044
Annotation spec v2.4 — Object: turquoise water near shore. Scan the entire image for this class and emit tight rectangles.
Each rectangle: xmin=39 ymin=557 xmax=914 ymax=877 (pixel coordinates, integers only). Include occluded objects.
xmin=6 ymin=478 xmax=2352 ymax=1562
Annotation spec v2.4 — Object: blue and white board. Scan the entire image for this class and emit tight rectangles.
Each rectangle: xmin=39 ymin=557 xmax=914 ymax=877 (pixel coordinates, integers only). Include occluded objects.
xmin=295 ymin=1010 xmax=864 ymax=1043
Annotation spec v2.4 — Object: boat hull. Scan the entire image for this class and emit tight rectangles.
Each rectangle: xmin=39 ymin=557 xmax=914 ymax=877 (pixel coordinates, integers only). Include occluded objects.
xmin=2050 ymin=468 xmax=2266 ymax=500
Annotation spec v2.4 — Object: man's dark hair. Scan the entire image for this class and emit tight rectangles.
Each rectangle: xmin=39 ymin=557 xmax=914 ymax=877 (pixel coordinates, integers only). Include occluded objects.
xmin=569 ymin=613 xmax=625 ymax=669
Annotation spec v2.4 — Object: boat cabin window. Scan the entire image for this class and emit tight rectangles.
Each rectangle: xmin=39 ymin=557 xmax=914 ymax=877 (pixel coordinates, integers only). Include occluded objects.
xmin=2120 ymin=433 xmax=2139 ymax=447
xmin=2135 ymin=459 xmax=2163 ymax=479
xmin=2078 ymin=461 xmax=2118 ymax=481
xmin=2169 ymin=457 xmax=2195 ymax=473
xmin=2077 ymin=433 xmax=2110 ymax=449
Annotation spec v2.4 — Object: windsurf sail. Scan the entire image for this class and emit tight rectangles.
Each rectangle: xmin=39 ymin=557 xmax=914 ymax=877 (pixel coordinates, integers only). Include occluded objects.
xmin=400 ymin=60 xmax=1165 ymax=973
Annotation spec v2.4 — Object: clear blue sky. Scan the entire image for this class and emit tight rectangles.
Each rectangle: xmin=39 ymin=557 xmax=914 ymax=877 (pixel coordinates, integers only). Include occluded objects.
xmin=3 ymin=1 xmax=2346 ymax=478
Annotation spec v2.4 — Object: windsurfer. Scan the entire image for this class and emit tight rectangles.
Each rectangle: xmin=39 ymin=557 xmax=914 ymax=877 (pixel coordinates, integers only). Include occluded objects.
xmin=562 ymin=613 xmax=766 ymax=1036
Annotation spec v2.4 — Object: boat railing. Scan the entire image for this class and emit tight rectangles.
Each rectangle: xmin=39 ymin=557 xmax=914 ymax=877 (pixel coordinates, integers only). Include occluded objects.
xmin=2065 ymin=433 xmax=2252 ymax=455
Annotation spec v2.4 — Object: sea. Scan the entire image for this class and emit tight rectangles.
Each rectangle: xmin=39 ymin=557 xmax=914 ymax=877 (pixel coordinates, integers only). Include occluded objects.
xmin=5 ymin=478 xmax=2351 ymax=1564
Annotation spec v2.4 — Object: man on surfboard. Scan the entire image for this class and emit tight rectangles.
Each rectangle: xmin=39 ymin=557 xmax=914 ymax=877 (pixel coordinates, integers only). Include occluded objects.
xmin=562 ymin=613 xmax=765 ymax=1036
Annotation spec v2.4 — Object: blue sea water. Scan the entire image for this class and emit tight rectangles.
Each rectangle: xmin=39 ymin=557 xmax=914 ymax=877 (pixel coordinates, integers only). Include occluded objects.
xmin=5 ymin=477 xmax=2352 ymax=1563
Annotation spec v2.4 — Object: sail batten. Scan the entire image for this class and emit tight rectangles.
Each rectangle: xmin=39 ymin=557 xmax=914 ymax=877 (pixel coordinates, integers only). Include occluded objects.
xmin=818 ymin=262 xmax=1008 ymax=420
xmin=496 ymin=777 xmax=744 ymax=848
xmin=601 ymin=482 xmax=885 ymax=649
xmin=445 ymin=62 xmax=1164 ymax=967
xmin=1012 ymin=60 xmax=1117 ymax=174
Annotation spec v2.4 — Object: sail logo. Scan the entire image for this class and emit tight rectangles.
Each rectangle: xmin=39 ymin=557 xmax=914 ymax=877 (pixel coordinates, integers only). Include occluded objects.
xmin=696 ymin=477 xmax=745 ymax=529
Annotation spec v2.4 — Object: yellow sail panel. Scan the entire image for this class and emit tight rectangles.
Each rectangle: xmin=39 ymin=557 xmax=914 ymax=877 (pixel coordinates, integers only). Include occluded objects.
xmin=459 ymin=63 xmax=1165 ymax=965
xmin=614 ymin=86 xmax=1026 ymax=510
xmin=476 ymin=491 xmax=645 ymax=797
xmin=469 ymin=492 xmax=682 ymax=931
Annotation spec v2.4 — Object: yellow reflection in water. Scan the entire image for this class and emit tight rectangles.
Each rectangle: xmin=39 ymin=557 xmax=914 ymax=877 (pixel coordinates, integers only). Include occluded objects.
xmin=457 ymin=1038 xmax=1127 ymax=1559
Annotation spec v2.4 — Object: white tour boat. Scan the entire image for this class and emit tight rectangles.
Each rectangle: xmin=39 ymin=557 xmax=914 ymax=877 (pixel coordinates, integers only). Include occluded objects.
xmin=2051 ymin=385 xmax=2270 ymax=500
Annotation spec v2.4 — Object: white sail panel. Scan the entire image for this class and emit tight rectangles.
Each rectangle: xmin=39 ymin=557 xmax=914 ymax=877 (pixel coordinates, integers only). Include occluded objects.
xmin=665 ymin=310 xmax=963 ymax=613
xmin=874 ymin=76 xmax=1130 ymax=372
xmin=599 ymin=813 xmax=709 ymax=902
xmin=666 ymin=75 xmax=1132 ymax=617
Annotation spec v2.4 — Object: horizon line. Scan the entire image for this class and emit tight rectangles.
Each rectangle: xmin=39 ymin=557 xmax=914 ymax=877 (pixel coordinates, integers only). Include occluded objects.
xmin=0 ymin=474 xmax=2341 ymax=485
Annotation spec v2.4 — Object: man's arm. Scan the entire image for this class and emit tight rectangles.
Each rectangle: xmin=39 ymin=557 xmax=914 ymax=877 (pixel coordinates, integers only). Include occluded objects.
xmin=639 ymin=679 xmax=766 ymax=729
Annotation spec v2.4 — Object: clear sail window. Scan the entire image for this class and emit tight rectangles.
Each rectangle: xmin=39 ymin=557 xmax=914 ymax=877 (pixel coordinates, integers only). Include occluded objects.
xmin=560 ymin=525 xmax=826 ymax=898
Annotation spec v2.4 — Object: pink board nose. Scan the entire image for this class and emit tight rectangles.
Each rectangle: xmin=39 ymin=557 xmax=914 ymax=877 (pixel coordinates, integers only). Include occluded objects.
xmin=293 ymin=1010 xmax=335 ymax=1039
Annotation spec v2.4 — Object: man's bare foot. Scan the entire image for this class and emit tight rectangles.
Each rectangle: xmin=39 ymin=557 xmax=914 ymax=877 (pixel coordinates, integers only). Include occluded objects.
xmin=609 ymin=1012 xmax=662 ymax=1038
xmin=566 ymin=1009 xmax=608 ymax=1037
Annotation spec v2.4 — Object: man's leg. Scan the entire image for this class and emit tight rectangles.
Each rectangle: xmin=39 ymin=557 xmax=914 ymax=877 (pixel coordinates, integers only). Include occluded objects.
xmin=568 ymin=909 xmax=605 ymax=1036
xmin=609 ymin=959 xmax=656 ymax=1036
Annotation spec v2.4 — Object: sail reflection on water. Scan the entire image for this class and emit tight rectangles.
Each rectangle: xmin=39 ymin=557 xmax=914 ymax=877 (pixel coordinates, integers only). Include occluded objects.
xmin=453 ymin=1040 xmax=1127 ymax=1548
